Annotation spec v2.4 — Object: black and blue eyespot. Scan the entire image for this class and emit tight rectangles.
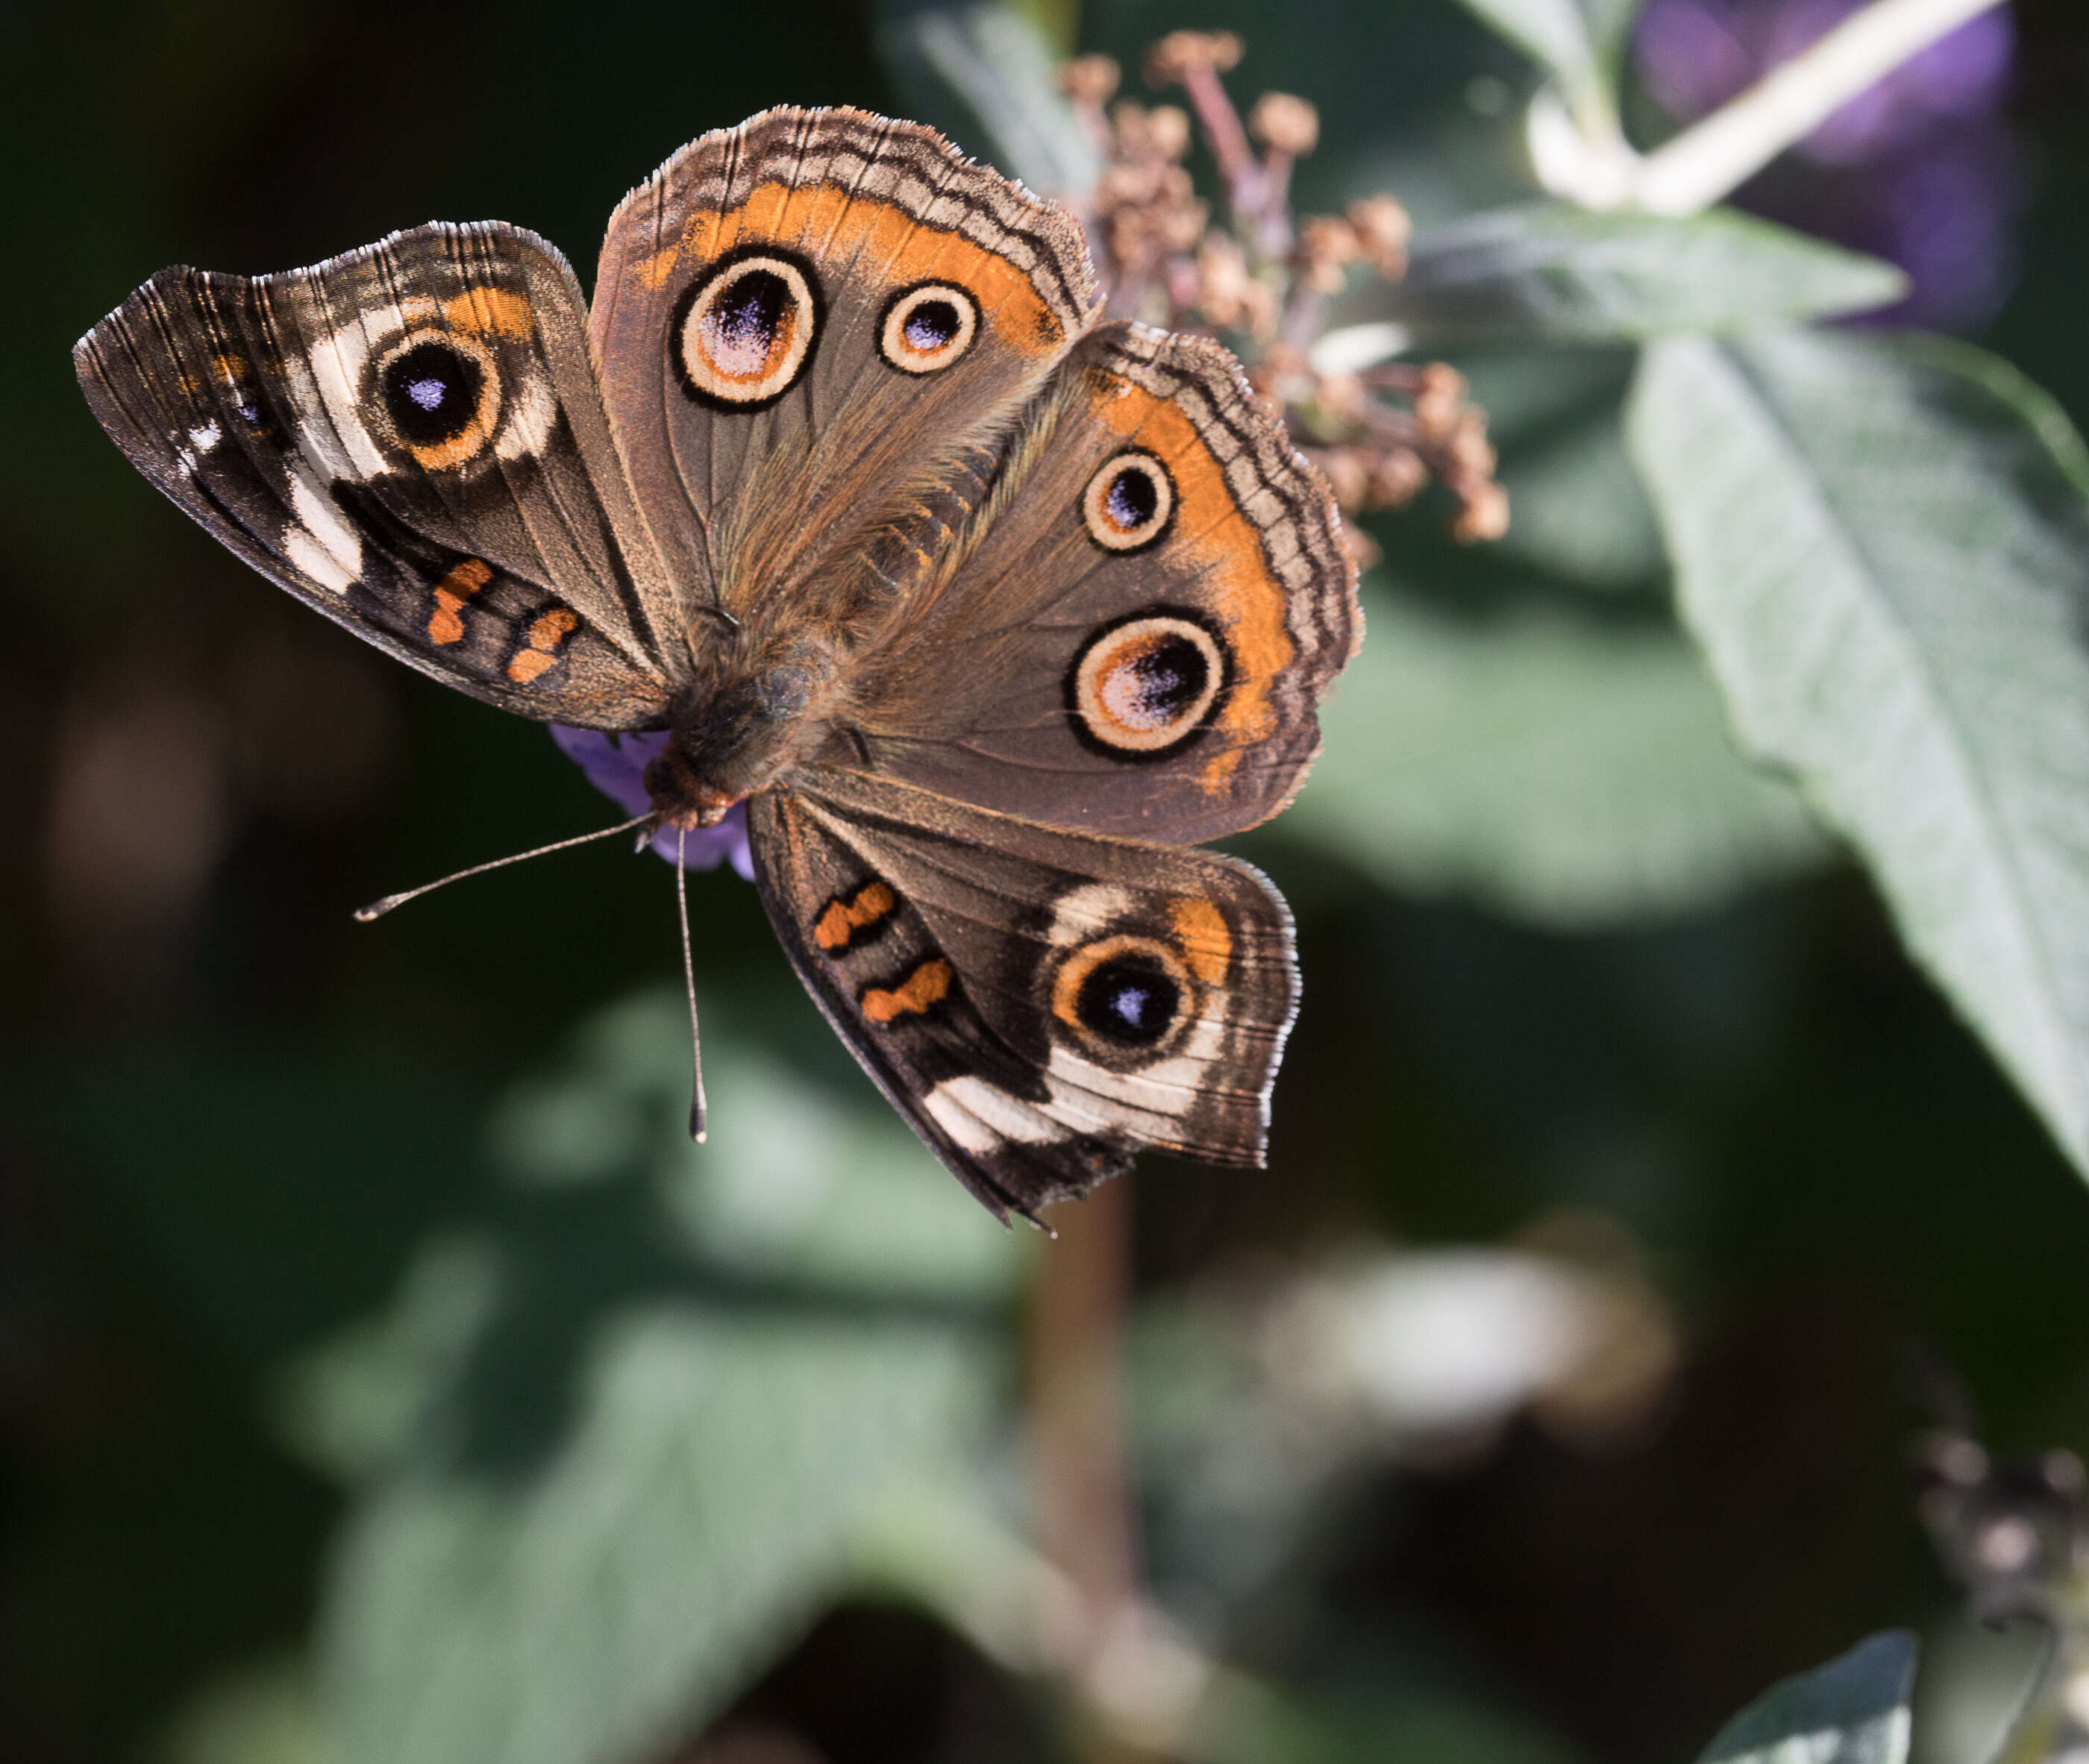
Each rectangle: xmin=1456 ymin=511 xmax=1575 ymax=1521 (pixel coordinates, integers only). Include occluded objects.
xmin=1065 ymin=606 xmax=1232 ymax=762
xmin=674 ymin=245 xmax=823 ymax=410
xmin=1052 ymin=932 xmax=1194 ymax=1059
xmin=1081 ymin=450 xmax=1174 ymax=552
xmin=375 ymin=330 xmax=499 ymax=466
xmin=1077 ymin=952 xmax=1181 ymax=1047
xmin=878 ymin=282 xmax=980 ymax=374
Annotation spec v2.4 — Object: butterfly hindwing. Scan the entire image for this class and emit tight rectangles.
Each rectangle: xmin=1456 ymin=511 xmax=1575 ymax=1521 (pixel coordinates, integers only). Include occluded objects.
xmin=590 ymin=106 xmax=1098 ymax=629
xmin=75 ymin=222 xmax=681 ymax=729
xmin=749 ymin=767 xmax=1298 ymax=1218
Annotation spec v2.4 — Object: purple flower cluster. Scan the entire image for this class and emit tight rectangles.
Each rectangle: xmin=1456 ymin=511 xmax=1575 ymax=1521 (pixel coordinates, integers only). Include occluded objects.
xmin=1634 ymin=0 xmax=2017 ymax=329
xmin=550 ymin=726 xmax=753 ymax=880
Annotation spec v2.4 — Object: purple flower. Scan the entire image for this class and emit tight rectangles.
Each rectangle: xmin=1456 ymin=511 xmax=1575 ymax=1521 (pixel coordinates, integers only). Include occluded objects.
xmin=1634 ymin=0 xmax=2017 ymax=329
xmin=550 ymin=726 xmax=754 ymax=881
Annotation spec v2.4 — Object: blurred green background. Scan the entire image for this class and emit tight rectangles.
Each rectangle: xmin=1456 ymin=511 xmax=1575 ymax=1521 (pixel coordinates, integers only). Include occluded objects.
xmin=4 ymin=1 xmax=2089 ymax=1761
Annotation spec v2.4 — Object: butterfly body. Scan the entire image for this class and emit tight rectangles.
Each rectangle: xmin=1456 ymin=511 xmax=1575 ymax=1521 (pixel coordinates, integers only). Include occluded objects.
xmin=75 ymin=107 xmax=1358 ymax=1219
xmin=645 ymin=634 xmax=848 ymax=826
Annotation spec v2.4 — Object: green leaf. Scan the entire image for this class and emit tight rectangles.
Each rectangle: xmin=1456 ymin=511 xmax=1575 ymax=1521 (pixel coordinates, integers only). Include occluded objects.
xmin=161 ymin=1655 xmax=328 ymax=1764
xmin=301 ymin=991 xmax=1024 ymax=1764
xmin=1493 ymin=398 xmax=1667 ymax=590
xmin=1697 ymin=1631 xmax=1917 ymax=1764
xmin=1280 ymin=581 xmax=1824 ymax=926
xmin=1351 ymin=204 xmax=1905 ymax=345
xmin=1629 ymin=330 xmax=2089 ymax=1177
xmin=873 ymin=1 xmax=1097 ymax=196
xmin=325 ymin=1308 xmax=993 ymax=1764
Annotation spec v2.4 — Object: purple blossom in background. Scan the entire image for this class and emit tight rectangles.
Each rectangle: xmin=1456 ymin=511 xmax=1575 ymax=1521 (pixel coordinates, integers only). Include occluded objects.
xmin=550 ymin=725 xmax=754 ymax=881
xmin=1634 ymin=0 xmax=2018 ymax=328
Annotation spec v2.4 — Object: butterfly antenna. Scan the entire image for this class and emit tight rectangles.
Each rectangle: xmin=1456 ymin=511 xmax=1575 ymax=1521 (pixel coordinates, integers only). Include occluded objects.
xmin=676 ymin=827 xmax=708 ymax=1143
xmin=353 ymin=813 xmax=654 ymax=922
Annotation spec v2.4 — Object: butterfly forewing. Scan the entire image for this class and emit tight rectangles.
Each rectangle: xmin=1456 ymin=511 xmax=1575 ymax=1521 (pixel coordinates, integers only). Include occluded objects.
xmin=75 ymin=222 xmax=681 ymax=729
xmin=590 ymin=107 xmax=1099 ymax=628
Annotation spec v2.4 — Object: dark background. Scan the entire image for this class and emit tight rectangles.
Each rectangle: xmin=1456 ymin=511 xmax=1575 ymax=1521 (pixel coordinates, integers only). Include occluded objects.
xmin=4 ymin=1 xmax=2089 ymax=1760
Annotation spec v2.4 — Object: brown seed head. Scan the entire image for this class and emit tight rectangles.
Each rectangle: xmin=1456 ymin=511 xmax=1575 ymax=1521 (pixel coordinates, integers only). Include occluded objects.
xmin=1315 ymin=371 xmax=1368 ymax=424
xmin=1250 ymin=92 xmax=1320 ymax=156
xmin=1315 ymin=446 xmax=1371 ymax=512
xmin=1147 ymin=104 xmax=1192 ymax=160
xmin=1346 ymin=195 xmax=1412 ymax=275
xmin=1144 ymin=29 xmax=1243 ymax=87
xmin=1058 ymin=54 xmax=1121 ymax=106
xmin=1449 ymin=414 xmax=1497 ymax=477
xmin=1453 ymin=482 xmax=1511 ymax=544
xmin=1299 ymin=216 xmax=1361 ymax=292
xmin=1368 ymin=449 xmax=1429 ymax=509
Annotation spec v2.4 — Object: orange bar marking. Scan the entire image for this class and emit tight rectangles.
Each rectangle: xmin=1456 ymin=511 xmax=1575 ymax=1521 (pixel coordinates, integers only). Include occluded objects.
xmin=815 ymin=880 xmax=897 ymax=952
xmin=1169 ymin=897 xmax=1233 ymax=985
xmin=862 ymin=958 xmax=953 ymax=1024
xmin=427 ymin=557 xmax=495 ymax=645
xmin=441 ymin=286 xmax=534 ymax=340
xmin=507 ymin=606 xmax=580 ymax=684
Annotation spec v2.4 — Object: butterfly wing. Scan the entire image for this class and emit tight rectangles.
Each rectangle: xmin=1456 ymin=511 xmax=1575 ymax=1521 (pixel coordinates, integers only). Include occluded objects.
xmin=589 ymin=105 xmax=1097 ymax=627
xmin=75 ymin=222 xmax=683 ymax=729
xmin=749 ymin=766 xmax=1297 ymax=1219
xmin=842 ymin=320 xmax=1359 ymax=844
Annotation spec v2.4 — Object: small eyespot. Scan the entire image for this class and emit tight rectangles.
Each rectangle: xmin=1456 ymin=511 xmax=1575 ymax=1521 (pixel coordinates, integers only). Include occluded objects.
xmin=1051 ymin=934 xmax=1193 ymax=1059
xmin=1066 ymin=610 xmax=1230 ymax=760
xmin=1082 ymin=451 xmax=1174 ymax=552
xmin=375 ymin=331 xmax=499 ymax=468
xmin=879 ymin=283 xmax=979 ymax=374
xmin=676 ymin=251 xmax=820 ymax=408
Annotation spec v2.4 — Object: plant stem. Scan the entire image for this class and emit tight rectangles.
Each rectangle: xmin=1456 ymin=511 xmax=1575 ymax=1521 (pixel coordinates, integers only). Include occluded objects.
xmin=1529 ymin=0 xmax=2006 ymax=217
xmin=1635 ymin=0 xmax=2005 ymax=216
xmin=1030 ymin=1176 xmax=1139 ymax=1639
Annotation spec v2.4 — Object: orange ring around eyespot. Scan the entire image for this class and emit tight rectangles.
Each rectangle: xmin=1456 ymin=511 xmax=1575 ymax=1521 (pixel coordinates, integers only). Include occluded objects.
xmin=1082 ymin=451 xmax=1174 ymax=552
xmin=677 ymin=253 xmax=818 ymax=407
xmin=375 ymin=328 xmax=501 ymax=471
xmin=1050 ymin=932 xmax=1195 ymax=1057
xmin=1071 ymin=614 xmax=1227 ymax=755
xmin=879 ymin=283 xmax=979 ymax=374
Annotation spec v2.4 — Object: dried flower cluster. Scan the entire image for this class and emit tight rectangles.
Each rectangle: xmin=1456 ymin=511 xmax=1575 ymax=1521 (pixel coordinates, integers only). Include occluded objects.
xmin=1059 ymin=31 xmax=1508 ymax=558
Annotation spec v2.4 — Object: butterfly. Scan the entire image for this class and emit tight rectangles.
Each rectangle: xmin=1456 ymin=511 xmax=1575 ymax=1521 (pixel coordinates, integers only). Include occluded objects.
xmin=73 ymin=107 xmax=1359 ymax=1221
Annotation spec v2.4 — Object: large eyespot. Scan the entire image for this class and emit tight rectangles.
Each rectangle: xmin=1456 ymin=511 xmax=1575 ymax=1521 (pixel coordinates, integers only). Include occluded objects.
xmin=1066 ymin=609 xmax=1230 ymax=760
xmin=375 ymin=331 xmax=499 ymax=468
xmin=1082 ymin=451 xmax=1175 ymax=552
xmin=1052 ymin=934 xmax=1194 ymax=1060
xmin=675 ymin=249 xmax=821 ymax=409
xmin=879 ymin=283 xmax=979 ymax=374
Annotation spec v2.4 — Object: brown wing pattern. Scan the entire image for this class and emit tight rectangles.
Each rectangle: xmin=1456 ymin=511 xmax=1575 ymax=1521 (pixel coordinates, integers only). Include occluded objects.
xmin=77 ymin=111 xmax=1347 ymax=1214
xmin=843 ymin=320 xmax=1359 ymax=844
xmin=749 ymin=767 xmax=1298 ymax=1219
xmin=590 ymin=106 xmax=1098 ymax=632
xmin=75 ymin=222 xmax=680 ymax=729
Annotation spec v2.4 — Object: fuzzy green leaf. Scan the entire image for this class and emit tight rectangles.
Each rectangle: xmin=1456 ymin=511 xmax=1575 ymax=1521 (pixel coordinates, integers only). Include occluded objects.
xmin=1358 ymin=204 xmax=1905 ymax=345
xmin=1630 ymin=329 xmax=2089 ymax=1177
xmin=1282 ymin=582 xmax=1823 ymax=926
xmin=1697 ymin=1631 xmax=1917 ymax=1764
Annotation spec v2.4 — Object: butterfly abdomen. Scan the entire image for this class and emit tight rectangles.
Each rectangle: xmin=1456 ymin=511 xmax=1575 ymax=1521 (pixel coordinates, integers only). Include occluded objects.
xmin=645 ymin=635 xmax=842 ymax=826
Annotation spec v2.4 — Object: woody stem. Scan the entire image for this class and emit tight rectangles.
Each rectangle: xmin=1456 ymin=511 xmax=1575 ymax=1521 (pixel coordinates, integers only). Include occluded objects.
xmin=1030 ymin=1177 xmax=1141 ymax=1731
